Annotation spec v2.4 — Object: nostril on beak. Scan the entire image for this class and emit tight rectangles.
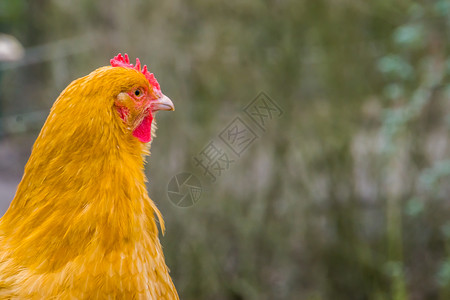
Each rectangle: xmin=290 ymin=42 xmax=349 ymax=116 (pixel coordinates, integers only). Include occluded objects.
xmin=151 ymin=95 xmax=174 ymax=112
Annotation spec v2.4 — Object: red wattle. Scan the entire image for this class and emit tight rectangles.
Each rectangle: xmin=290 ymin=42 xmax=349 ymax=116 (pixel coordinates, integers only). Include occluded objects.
xmin=132 ymin=113 xmax=153 ymax=143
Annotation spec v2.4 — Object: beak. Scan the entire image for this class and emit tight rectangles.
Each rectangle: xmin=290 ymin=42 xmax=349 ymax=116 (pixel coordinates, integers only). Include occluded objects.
xmin=151 ymin=94 xmax=175 ymax=112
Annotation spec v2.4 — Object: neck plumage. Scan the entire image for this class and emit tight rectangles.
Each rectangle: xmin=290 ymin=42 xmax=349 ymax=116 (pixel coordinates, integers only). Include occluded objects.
xmin=0 ymin=99 xmax=164 ymax=272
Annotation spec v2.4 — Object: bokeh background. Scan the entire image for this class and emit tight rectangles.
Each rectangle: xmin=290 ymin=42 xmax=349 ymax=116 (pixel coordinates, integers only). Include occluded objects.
xmin=1 ymin=0 xmax=450 ymax=299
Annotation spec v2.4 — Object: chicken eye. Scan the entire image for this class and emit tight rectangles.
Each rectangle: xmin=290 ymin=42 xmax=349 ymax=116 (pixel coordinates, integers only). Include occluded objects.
xmin=134 ymin=89 xmax=141 ymax=97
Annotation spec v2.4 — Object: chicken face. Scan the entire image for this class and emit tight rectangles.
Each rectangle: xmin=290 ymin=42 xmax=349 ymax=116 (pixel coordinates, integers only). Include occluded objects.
xmin=115 ymin=85 xmax=174 ymax=143
xmin=111 ymin=54 xmax=174 ymax=143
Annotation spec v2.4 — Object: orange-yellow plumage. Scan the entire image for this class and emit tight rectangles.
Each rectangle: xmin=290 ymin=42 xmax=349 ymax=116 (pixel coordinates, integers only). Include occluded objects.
xmin=0 ymin=57 xmax=178 ymax=299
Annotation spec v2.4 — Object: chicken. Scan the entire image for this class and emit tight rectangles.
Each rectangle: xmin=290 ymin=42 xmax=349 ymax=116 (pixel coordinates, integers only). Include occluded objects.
xmin=0 ymin=54 xmax=179 ymax=299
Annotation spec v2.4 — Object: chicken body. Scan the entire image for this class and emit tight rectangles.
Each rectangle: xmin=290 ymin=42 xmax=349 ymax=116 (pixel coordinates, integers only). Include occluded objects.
xmin=0 ymin=58 xmax=179 ymax=299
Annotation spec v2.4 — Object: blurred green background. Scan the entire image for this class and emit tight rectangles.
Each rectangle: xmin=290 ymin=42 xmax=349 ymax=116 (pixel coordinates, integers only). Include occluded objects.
xmin=1 ymin=0 xmax=450 ymax=299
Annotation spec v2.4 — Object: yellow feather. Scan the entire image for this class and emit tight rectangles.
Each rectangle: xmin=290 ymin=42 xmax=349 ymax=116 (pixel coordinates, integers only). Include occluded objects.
xmin=0 ymin=67 xmax=179 ymax=299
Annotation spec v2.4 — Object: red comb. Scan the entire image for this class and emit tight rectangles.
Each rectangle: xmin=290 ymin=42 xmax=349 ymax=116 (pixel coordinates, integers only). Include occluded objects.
xmin=110 ymin=53 xmax=161 ymax=92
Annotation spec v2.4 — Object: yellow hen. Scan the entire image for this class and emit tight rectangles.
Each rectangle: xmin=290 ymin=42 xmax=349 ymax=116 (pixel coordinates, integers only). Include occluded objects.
xmin=0 ymin=54 xmax=179 ymax=299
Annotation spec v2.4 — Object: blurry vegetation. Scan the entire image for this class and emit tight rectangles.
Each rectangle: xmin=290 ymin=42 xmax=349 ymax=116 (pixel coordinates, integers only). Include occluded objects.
xmin=0 ymin=0 xmax=450 ymax=299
